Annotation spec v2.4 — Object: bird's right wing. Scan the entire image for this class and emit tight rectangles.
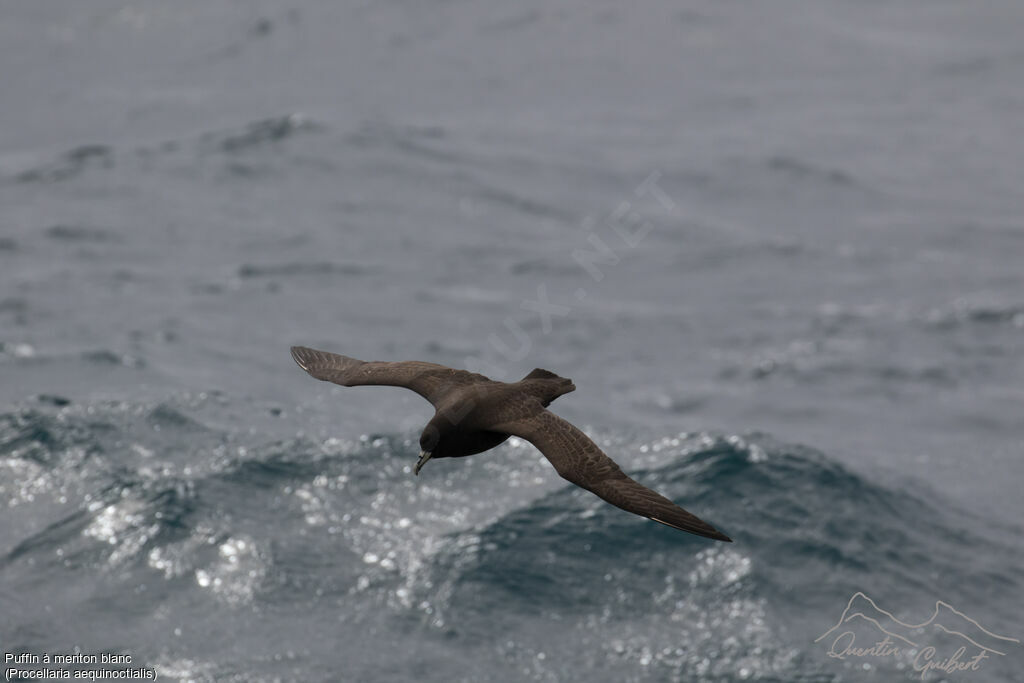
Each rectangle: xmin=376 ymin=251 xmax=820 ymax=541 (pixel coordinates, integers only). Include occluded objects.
xmin=290 ymin=346 xmax=491 ymax=407
xmin=496 ymin=410 xmax=731 ymax=542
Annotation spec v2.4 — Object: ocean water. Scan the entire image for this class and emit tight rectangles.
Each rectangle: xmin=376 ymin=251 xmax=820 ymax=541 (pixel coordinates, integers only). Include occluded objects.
xmin=2 ymin=1 xmax=1023 ymax=681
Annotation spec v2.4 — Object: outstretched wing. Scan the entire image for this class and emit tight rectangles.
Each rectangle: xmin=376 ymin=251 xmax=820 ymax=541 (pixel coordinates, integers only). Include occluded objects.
xmin=496 ymin=410 xmax=731 ymax=541
xmin=290 ymin=346 xmax=491 ymax=407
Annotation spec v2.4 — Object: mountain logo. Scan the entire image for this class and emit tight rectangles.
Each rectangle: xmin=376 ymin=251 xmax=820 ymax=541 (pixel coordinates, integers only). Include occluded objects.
xmin=815 ymin=591 xmax=1019 ymax=679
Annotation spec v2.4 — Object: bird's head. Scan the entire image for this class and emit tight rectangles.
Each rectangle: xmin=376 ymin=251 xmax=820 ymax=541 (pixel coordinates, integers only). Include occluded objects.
xmin=419 ymin=427 xmax=441 ymax=454
xmin=415 ymin=426 xmax=442 ymax=475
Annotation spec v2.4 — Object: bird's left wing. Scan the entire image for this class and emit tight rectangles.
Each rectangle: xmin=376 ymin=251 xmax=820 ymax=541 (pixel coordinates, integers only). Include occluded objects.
xmin=290 ymin=346 xmax=490 ymax=407
xmin=495 ymin=410 xmax=731 ymax=542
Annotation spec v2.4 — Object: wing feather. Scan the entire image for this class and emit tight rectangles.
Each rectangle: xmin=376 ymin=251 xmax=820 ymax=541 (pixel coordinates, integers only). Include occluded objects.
xmin=497 ymin=410 xmax=731 ymax=542
xmin=290 ymin=346 xmax=490 ymax=407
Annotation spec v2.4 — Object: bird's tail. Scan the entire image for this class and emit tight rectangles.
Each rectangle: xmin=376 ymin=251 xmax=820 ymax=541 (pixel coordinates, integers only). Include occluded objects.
xmin=519 ymin=368 xmax=576 ymax=406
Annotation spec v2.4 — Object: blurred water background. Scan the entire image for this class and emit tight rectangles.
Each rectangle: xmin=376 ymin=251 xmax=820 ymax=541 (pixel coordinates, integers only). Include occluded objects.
xmin=2 ymin=2 xmax=1022 ymax=681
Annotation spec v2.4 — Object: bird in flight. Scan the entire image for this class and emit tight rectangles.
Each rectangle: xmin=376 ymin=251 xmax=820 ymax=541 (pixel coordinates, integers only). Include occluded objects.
xmin=290 ymin=346 xmax=731 ymax=542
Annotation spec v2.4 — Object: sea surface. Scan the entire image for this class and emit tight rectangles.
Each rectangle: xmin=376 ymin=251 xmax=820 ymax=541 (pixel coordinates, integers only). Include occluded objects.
xmin=2 ymin=2 xmax=1023 ymax=681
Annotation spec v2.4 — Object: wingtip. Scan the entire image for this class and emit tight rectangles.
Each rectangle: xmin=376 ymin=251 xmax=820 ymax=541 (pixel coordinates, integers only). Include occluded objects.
xmin=290 ymin=345 xmax=312 ymax=371
xmin=700 ymin=528 xmax=733 ymax=543
xmin=650 ymin=516 xmax=733 ymax=542
xmin=702 ymin=525 xmax=732 ymax=542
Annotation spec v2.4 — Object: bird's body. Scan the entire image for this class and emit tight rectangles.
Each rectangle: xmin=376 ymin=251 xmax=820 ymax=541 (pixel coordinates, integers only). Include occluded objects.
xmin=290 ymin=346 xmax=731 ymax=542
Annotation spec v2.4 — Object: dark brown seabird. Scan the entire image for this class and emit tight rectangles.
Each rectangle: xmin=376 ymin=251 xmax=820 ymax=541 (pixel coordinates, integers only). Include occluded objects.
xmin=290 ymin=346 xmax=731 ymax=542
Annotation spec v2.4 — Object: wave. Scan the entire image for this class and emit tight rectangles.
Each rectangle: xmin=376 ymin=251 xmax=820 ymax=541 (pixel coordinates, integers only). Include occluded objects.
xmin=200 ymin=114 xmax=325 ymax=153
xmin=45 ymin=224 xmax=118 ymax=243
xmin=237 ymin=261 xmax=371 ymax=279
xmin=13 ymin=145 xmax=114 ymax=184
xmin=1 ymin=401 xmax=1019 ymax=681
